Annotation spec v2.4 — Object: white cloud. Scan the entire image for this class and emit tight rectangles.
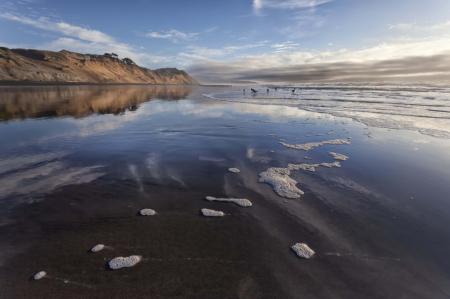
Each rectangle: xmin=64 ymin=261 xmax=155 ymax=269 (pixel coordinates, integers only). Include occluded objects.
xmin=253 ymin=0 xmax=332 ymax=13
xmin=270 ymin=41 xmax=299 ymax=52
xmin=427 ymin=20 xmax=450 ymax=30
xmin=145 ymin=29 xmax=199 ymax=42
xmin=178 ymin=43 xmax=266 ymax=60
xmin=388 ymin=23 xmax=415 ymax=30
xmin=389 ymin=20 xmax=450 ymax=31
xmin=0 ymin=13 xmax=115 ymax=44
xmin=278 ymin=7 xmax=327 ymax=38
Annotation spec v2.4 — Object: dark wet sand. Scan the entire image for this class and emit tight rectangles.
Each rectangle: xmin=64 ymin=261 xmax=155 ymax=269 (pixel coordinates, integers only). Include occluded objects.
xmin=1 ymin=85 xmax=450 ymax=298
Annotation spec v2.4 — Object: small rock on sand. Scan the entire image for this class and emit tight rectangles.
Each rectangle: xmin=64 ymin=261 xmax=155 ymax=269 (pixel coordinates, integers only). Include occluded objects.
xmin=109 ymin=256 xmax=142 ymax=270
xmin=228 ymin=168 xmax=240 ymax=173
xmin=140 ymin=209 xmax=156 ymax=216
xmin=292 ymin=243 xmax=315 ymax=259
xmin=91 ymin=244 xmax=105 ymax=252
xmin=34 ymin=271 xmax=46 ymax=280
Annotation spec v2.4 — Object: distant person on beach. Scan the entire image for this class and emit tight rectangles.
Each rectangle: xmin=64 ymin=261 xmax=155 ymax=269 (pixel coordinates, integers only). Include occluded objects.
xmin=267 ymin=89 xmax=269 ymax=93
xmin=243 ymin=89 xmax=245 ymax=93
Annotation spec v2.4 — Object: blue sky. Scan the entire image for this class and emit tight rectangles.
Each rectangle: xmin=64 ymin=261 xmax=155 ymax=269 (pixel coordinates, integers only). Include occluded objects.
xmin=1 ymin=0 xmax=450 ymax=83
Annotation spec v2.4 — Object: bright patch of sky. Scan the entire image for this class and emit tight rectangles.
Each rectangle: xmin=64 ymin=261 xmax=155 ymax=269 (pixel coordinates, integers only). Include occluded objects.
xmin=1 ymin=0 xmax=450 ymax=83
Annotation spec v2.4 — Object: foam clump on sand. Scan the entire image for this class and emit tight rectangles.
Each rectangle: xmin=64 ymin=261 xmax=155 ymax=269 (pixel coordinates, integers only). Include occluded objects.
xmin=288 ymin=163 xmax=319 ymax=172
xmin=288 ymin=162 xmax=341 ymax=172
xmin=109 ymin=255 xmax=142 ymax=270
xmin=91 ymin=244 xmax=105 ymax=252
xmin=140 ymin=209 xmax=156 ymax=216
xmin=228 ymin=168 xmax=240 ymax=173
xmin=320 ymin=162 xmax=341 ymax=168
xmin=268 ymin=134 xmax=278 ymax=136
xmin=206 ymin=196 xmax=252 ymax=207
xmin=326 ymin=132 xmax=335 ymax=135
xmin=201 ymin=208 xmax=225 ymax=217
xmin=34 ymin=271 xmax=46 ymax=280
xmin=328 ymin=152 xmax=349 ymax=161
xmin=258 ymin=167 xmax=304 ymax=199
xmin=279 ymin=139 xmax=351 ymax=151
xmin=292 ymin=243 xmax=315 ymax=259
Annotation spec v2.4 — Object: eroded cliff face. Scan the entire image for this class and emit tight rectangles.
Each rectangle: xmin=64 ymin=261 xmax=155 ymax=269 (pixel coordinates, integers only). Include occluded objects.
xmin=0 ymin=48 xmax=200 ymax=85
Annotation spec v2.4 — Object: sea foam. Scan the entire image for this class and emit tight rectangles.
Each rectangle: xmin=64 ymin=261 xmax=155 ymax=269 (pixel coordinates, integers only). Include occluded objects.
xmin=258 ymin=167 xmax=304 ymax=199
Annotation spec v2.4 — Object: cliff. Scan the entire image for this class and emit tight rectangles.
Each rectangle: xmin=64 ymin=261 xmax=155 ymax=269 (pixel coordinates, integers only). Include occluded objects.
xmin=0 ymin=47 xmax=200 ymax=85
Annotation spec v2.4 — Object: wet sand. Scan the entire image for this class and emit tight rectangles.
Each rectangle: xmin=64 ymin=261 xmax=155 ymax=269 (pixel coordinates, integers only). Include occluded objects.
xmin=1 ymin=85 xmax=450 ymax=298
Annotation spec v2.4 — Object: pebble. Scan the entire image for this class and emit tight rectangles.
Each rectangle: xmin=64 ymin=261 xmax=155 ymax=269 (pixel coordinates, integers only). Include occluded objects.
xmin=140 ymin=209 xmax=156 ymax=216
xmin=109 ymin=256 xmax=142 ymax=270
xmin=34 ymin=271 xmax=46 ymax=280
xmin=91 ymin=244 xmax=105 ymax=252
xmin=291 ymin=243 xmax=315 ymax=259
xmin=228 ymin=168 xmax=240 ymax=173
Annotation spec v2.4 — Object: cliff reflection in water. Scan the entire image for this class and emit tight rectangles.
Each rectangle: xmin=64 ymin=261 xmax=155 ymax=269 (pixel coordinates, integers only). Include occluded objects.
xmin=0 ymin=85 xmax=194 ymax=121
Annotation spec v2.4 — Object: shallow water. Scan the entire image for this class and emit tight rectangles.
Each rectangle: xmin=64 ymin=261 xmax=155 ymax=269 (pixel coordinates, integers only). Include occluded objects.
xmin=204 ymin=83 xmax=450 ymax=138
xmin=0 ymin=85 xmax=450 ymax=298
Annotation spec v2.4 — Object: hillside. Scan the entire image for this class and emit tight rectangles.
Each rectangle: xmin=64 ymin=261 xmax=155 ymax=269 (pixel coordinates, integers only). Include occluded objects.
xmin=0 ymin=47 xmax=200 ymax=85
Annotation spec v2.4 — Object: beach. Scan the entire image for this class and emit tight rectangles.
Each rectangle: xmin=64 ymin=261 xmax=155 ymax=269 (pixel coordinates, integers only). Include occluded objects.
xmin=1 ymin=84 xmax=450 ymax=298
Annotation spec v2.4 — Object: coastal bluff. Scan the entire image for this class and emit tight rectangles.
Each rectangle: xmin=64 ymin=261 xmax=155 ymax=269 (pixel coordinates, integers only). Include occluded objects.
xmin=0 ymin=48 xmax=199 ymax=85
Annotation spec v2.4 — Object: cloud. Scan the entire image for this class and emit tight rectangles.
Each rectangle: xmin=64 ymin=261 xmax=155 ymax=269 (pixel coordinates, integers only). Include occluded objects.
xmin=389 ymin=20 xmax=450 ymax=31
xmin=177 ymin=43 xmax=266 ymax=61
xmin=271 ymin=41 xmax=300 ymax=52
xmin=0 ymin=13 xmax=114 ymax=44
xmin=187 ymin=36 xmax=450 ymax=83
xmin=389 ymin=23 xmax=415 ymax=30
xmin=428 ymin=21 xmax=450 ymax=30
xmin=144 ymin=27 xmax=218 ymax=43
xmin=253 ymin=0 xmax=332 ymax=13
xmin=145 ymin=29 xmax=199 ymax=42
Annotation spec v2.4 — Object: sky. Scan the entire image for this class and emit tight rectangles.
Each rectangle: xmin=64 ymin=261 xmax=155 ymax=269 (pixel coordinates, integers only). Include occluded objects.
xmin=1 ymin=0 xmax=450 ymax=84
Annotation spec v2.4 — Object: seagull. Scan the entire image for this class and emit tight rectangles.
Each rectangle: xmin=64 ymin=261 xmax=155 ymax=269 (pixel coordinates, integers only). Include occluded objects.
xmin=251 ymin=88 xmax=258 ymax=93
